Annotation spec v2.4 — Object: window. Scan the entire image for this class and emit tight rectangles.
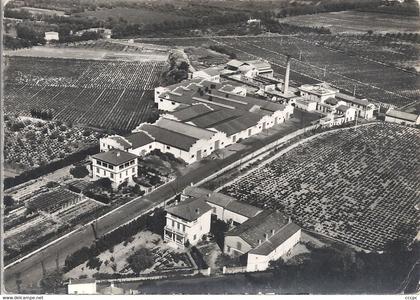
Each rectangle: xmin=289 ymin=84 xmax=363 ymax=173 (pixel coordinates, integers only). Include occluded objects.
xmin=96 ymin=167 xmax=100 ymax=173
xmin=110 ymin=173 xmax=114 ymax=179
xmin=132 ymin=167 xmax=135 ymax=173
xmin=126 ymin=170 xmax=128 ymax=176
xmin=149 ymin=145 xmax=152 ymax=149
xmin=227 ymin=246 xmax=231 ymax=253
xmin=120 ymin=174 xmax=122 ymax=178
xmin=167 ymin=146 xmax=171 ymax=149
xmin=182 ymin=224 xmax=185 ymax=232
xmin=97 ymin=160 xmax=102 ymax=166
xmin=191 ymin=154 xmax=195 ymax=158
xmin=104 ymin=170 xmax=107 ymax=176
xmin=172 ymin=220 xmax=175 ymax=227
xmin=236 ymin=242 xmax=242 ymax=251
xmin=171 ymin=102 xmax=175 ymax=105
xmin=160 ymin=99 xmax=163 ymax=102
xmin=213 ymin=207 xmax=216 ymax=213
xmin=193 ymin=234 xmax=197 ymax=240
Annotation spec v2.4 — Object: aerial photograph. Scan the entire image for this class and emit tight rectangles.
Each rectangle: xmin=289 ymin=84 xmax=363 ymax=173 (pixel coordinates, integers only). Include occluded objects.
xmin=0 ymin=0 xmax=419 ymax=297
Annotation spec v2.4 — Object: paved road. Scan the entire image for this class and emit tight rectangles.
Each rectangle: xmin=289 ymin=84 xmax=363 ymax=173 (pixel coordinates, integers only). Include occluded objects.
xmin=4 ymin=118 xmax=307 ymax=293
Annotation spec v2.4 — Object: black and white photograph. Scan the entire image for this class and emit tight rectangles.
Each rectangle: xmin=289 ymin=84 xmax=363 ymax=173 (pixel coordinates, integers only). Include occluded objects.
xmin=0 ymin=0 xmax=419 ymax=297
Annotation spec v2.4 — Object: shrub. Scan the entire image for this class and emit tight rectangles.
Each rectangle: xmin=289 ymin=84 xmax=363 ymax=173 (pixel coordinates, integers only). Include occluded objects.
xmin=87 ymin=257 xmax=102 ymax=270
xmin=3 ymin=195 xmax=15 ymax=207
xmin=127 ymin=248 xmax=154 ymax=274
xmin=70 ymin=165 xmax=90 ymax=178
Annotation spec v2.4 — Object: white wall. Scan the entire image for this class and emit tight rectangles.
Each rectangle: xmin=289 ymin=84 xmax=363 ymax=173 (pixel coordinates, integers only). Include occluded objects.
xmin=385 ymin=116 xmax=418 ymax=126
xmin=164 ymin=210 xmax=211 ymax=248
xmin=246 ymin=229 xmax=301 ymax=272
xmin=92 ymin=158 xmax=137 ymax=188
xmin=68 ymin=283 xmax=97 ymax=295
xmin=206 ymin=202 xmax=251 ymax=225
xmin=100 ymin=136 xmax=128 ymax=152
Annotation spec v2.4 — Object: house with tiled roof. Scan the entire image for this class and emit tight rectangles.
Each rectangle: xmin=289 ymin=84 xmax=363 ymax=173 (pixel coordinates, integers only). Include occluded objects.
xmin=182 ymin=186 xmax=262 ymax=225
xmin=91 ymin=149 xmax=138 ymax=189
xmin=164 ymin=197 xmax=213 ymax=248
xmin=224 ymin=210 xmax=301 ymax=272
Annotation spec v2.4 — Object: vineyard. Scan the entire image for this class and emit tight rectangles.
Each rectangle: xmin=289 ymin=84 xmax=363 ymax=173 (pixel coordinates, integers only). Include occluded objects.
xmin=139 ymin=35 xmax=419 ymax=108
xmin=4 ymin=56 xmax=165 ymax=131
xmin=221 ymin=123 xmax=420 ymax=251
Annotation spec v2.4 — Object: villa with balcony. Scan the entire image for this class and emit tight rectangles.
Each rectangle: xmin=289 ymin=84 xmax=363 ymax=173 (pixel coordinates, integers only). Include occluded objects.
xmin=164 ymin=197 xmax=212 ymax=249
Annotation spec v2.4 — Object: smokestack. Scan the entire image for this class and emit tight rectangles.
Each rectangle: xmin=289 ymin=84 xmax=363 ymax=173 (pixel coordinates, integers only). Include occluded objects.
xmin=283 ymin=55 xmax=291 ymax=94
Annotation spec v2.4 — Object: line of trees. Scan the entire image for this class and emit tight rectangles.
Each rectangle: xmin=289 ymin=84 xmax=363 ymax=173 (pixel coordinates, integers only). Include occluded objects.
xmin=4 ymin=145 xmax=99 ymax=190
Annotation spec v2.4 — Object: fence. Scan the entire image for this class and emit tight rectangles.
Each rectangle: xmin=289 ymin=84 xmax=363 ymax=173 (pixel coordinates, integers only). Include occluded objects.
xmin=222 ymin=266 xmax=247 ymax=274
xmin=96 ymin=267 xmax=211 ymax=284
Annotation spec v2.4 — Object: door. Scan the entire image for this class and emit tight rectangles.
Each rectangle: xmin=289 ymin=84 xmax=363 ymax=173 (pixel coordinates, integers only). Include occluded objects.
xmin=196 ymin=150 xmax=202 ymax=160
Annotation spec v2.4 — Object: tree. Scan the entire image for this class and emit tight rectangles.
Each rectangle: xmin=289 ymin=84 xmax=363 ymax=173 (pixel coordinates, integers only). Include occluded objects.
xmin=40 ymin=270 xmax=63 ymax=293
xmin=94 ymin=178 xmax=112 ymax=191
xmin=4 ymin=195 xmax=15 ymax=207
xmin=127 ymin=248 xmax=154 ymax=274
xmin=70 ymin=165 xmax=90 ymax=178
xmin=87 ymin=257 xmax=102 ymax=270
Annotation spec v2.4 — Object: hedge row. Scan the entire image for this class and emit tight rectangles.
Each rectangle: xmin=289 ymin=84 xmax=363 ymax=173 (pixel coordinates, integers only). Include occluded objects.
xmin=4 ymin=145 xmax=99 ymax=190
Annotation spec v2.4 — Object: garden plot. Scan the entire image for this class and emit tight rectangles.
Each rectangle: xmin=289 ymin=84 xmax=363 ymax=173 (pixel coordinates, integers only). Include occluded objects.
xmin=65 ymin=231 xmax=195 ymax=280
xmin=222 ymin=123 xmax=420 ymax=251
xmin=4 ymin=215 xmax=60 ymax=251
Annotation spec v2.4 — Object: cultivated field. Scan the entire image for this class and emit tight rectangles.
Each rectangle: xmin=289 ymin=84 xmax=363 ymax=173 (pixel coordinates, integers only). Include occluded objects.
xmin=4 ymin=186 xmax=105 ymax=262
xmin=221 ymin=123 xmax=420 ymax=251
xmin=279 ymin=11 xmax=420 ymax=33
xmin=4 ymin=56 xmax=165 ymax=131
xmin=138 ymin=35 xmax=418 ymax=108
xmin=74 ymin=7 xmax=190 ymax=25
xmin=4 ymin=116 xmax=99 ymax=173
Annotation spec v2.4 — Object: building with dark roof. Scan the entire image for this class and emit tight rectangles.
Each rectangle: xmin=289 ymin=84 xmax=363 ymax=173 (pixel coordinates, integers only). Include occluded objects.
xmin=224 ymin=210 xmax=301 ymax=272
xmin=91 ymin=149 xmax=138 ymax=189
xmin=385 ymin=109 xmax=420 ymax=126
xmin=164 ymin=197 xmax=213 ymax=248
xmin=182 ymin=186 xmax=262 ymax=224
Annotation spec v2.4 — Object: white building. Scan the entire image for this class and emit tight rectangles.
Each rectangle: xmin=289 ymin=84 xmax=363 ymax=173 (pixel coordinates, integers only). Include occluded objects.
xmin=182 ymin=186 xmax=262 ymax=225
xmin=91 ymin=149 xmax=138 ymax=189
xmin=44 ymin=31 xmax=59 ymax=42
xmin=385 ymin=109 xmax=420 ymax=126
xmin=68 ymin=279 xmax=97 ymax=295
xmin=335 ymin=93 xmax=375 ymax=120
xmin=224 ymin=210 xmax=301 ymax=272
xmin=299 ymin=83 xmax=338 ymax=103
xmin=246 ymin=222 xmax=301 ymax=272
xmin=164 ymin=197 xmax=212 ymax=248
xmin=192 ymin=67 xmax=223 ymax=82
